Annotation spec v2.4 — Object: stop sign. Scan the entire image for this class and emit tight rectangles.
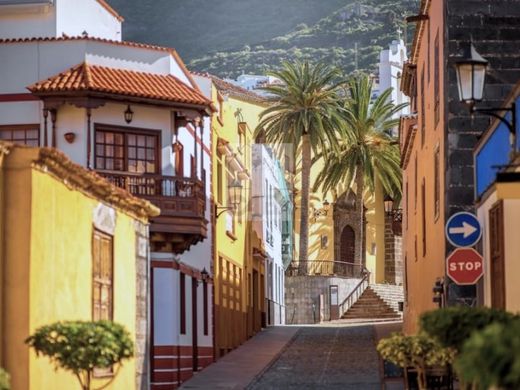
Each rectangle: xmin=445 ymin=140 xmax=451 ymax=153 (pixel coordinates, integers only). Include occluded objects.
xmin=446 ymin=248 xmax=484 ymax=285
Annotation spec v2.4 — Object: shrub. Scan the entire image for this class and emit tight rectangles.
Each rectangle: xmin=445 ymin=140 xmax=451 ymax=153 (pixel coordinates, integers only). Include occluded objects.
xmin=0 ymin=368 xmax=9 ymax=390
xmin=26 ymin=320 xmax=134 ymax=390
xmin=377 ymin=332 xmax=454 ymax=390
xmin=455 ymin=319 xmax=520 ymax=389
xmin=419 ymin=306 xmax=517 ymax=352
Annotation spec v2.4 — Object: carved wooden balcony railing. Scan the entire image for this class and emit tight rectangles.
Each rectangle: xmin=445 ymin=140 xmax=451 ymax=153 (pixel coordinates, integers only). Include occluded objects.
xmin=99 ymin=171 xmax=207 ymax=253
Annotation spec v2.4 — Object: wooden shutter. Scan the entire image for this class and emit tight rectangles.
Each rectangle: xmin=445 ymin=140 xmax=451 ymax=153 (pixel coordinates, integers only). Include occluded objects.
xmin=489 ymin=201 xmax=506 ymax=309
xmin=92 ymin=230 xmax=113 ymax=321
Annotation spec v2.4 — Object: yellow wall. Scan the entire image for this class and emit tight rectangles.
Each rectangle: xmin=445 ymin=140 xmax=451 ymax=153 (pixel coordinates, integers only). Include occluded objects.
xmin=211 ymin=87 xmax=267 ymax=354
xmin=1 ymin=147 xmax=141 ymax=390
xmin=294 ymin=153 xmax=386 ymax=282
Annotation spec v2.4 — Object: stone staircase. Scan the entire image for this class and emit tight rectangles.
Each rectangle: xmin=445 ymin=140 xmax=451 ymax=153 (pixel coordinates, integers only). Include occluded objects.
xmin=370 ymin=283 xmax=404 ymax=313
xmin=341 ymin=285 xmax=402 ymax=320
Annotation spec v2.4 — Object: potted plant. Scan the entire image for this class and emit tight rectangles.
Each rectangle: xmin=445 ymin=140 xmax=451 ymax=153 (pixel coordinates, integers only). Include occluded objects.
xmin=0 ymin=368 xmax=9 ymax=390
xmin=26 ymin=320 xmax=134 ymax=390
xmin=377 ymin=332 xmax=455 ymax=390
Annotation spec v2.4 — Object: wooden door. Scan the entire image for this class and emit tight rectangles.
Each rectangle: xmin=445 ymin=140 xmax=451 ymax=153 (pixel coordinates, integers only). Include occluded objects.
xmin=489 ymin=201 xmax=506 ymax=309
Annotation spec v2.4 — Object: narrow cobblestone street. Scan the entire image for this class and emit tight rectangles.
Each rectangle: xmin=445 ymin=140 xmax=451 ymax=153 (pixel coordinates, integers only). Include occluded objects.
xmin=248 ymin=324 xmax=382 ymax=390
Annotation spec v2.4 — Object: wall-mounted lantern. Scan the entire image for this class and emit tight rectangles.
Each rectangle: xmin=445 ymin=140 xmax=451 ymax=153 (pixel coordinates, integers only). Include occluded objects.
xmin=124 ymin=105 xmax=134 ymax=124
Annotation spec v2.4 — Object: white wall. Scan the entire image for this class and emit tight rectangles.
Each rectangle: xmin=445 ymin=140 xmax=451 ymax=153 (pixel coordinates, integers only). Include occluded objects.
xmin=0 ymin=3 xmax=56 ymax=39
xmin=56 ymin=0 xmax=121 ymax=41
xmin=0 ymin=0 xmax=121 ymax=40
xmin=378 ymin=39 xmax=410 ymax=120
xmin=153 ymin=268 xmax=179 ymax=345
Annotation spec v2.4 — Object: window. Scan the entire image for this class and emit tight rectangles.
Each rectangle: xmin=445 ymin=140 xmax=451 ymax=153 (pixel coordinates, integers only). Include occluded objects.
xmin=95 ymin=128 xmax=158 ymax=173
xmin=434 ymin=31 xmax=440 ymax=128
xmin=427 ymin=20 xmax=431 ymax=84
xmin=0 ymin=124 xmax=40 ymax=146
xmin=217 ymin=159 xmax=223 ymax=204
xmin=420 ymin=67 xmax=425 ymax=146
xmin=203 ymin=281 xmax=208 ymax=336
xmin=217 ymin=93 xmax=224 ymax=125
xmin=180 ymin=273 xmax=186 ymax=334
xmin=92 ymin=230 xmax=113 ymax=321
xmin=434 ymin=147 xmax=440 ymax=219
xmin=422 ymin=178 xmax=426 ymax=257
xmin=414 ymin=154 xmax=418 ymax=212
xmin=405 ymin=180 xmax=409 ymax=230
xmin=173 ymin=141 xmax=184 ymax=176
xmin=226 ymin=170 xmax=236 ymax=235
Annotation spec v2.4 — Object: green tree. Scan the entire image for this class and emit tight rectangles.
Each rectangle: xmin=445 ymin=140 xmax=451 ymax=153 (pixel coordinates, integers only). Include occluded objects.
xmin=314 ymin=74 xmax=404 ymax=266
xmin=0 ymin=368 xmax=9 ymax=390
xmin=420 ymin=306 xmax=518 ymax=352
xmin=26 ymin=321 xmax=134 ymax=390
xmin=455 ymin=319 xmax=520 ymax=389
xmin=256 ymin=61 xmax=344 ymax=275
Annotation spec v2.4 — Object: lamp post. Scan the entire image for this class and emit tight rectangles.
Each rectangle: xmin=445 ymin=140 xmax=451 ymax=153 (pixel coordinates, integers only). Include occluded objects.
xmin=215 ymin=178 xmax=243 ymax=218
xmin=384 ymin=194 xmax=402 ymax=235
xmin=454 ymin=42 xmax=517 ymax=148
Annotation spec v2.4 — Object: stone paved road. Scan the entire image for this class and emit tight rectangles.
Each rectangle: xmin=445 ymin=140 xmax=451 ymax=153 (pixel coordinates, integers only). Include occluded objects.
xmin=248 ymin=324 xmax=381 ymax=390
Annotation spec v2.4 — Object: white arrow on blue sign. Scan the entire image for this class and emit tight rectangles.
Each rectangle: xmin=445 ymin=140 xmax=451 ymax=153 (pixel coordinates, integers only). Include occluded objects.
xmin=445 ymin=212 xmax=482 ymax=248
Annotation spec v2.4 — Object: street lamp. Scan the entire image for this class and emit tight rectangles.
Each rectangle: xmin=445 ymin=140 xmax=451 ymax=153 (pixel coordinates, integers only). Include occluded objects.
xmin=384 ymin=194 xmax=394 ymax=215
xmin=124 ymin=105 xmax=134 ymax=124
xmin=454 ymin=42 xmax=516 ymax=139
xmin=215 ymin=178 xmax=243 ymax=218
xmin=312 ymin=199 xmax=330 ymax=222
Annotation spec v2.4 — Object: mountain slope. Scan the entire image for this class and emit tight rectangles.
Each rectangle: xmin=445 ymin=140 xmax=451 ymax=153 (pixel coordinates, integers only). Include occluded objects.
xmin=108 ymin=0 xmax=347 ymax=60
xmin=108 ymin=0 xmax=419 ymax=77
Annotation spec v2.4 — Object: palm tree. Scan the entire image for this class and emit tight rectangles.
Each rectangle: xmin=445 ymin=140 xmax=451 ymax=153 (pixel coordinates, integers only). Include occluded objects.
xmin=256 ymin=61 xmax=344 ymax=275
xmin=314 ymin=74 xmax=405 ymax=269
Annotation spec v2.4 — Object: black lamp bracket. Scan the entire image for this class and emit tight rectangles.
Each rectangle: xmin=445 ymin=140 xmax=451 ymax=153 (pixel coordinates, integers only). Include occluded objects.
xmin=471 ymin=101 xmax=516 ymax=136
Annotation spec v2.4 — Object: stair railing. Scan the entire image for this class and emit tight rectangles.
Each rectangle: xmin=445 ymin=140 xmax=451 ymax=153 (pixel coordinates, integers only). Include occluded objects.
xmin=338 ymin=267 xmax=371 ymax=318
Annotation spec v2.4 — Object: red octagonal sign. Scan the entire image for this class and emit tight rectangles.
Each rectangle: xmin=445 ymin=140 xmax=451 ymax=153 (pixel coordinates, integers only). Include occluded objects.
xmin=446 ymin=248 xmax=484 ymax=285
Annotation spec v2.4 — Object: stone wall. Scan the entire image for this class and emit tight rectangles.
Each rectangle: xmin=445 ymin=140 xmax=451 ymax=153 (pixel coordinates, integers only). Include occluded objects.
xmin=384 ymin=216 xmax=403 ymax=285
xmin=134 ymin=221 xmax=150 ymax=390
xmin=445 ymin=0 xmax=520 ymax=304
xmin=285 ymin=276 xmax=362 ymax=324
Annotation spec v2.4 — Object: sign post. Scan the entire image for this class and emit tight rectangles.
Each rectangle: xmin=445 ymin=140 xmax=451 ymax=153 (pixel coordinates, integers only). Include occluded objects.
xmin=446 ymin=248 xmax=484 ymax=285
xmin=445 ymin=212 xmax=482 ymax=248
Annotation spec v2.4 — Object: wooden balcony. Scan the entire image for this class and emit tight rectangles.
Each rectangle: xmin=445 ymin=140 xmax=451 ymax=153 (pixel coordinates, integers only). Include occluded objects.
xmin=99 ymin=171 xmax=207 ymax=254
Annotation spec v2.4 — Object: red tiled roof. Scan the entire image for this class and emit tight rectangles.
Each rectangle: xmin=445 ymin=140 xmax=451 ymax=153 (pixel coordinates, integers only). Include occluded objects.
xmin=0 ymin=36 xmax=201 ymax=93
xmin=28 ymin=62 xmax=212 ymax=107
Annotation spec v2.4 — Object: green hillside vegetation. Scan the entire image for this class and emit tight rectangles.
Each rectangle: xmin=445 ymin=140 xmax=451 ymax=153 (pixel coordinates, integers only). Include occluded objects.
xmin=189 ymin=0 xmax=419 ymax=78
xmin=109 ymin=0 xmax=347 ymax=60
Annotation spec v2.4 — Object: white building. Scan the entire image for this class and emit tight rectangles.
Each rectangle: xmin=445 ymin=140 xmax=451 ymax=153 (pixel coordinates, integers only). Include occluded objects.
xmin=228 ymin=74 xmax=281 ymax=97
xmin=378 ymin=37 xmax=410 ymax=126
xmin=252 ymin=144 xmax=286 ymax=325
xmin=0 ymin=1 xmax=213 ymax=389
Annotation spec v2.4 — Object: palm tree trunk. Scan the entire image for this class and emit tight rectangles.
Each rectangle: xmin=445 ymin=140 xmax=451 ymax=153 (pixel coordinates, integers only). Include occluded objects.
xmin=355 ymin=166 xmax=365 ymax=273
xmin=298 ymin=134 xmax=311 ymax=275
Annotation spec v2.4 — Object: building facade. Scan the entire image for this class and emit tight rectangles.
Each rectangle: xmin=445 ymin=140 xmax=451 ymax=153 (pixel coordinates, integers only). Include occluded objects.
xmin=194 ymin=73 xmax=270 ymax=358
xmin=0 ymin=143 xmax=157 ymax=390
xmin=400 ymin=0 xmax=520 ymax=333
xmin=475 ymin=86 xmax=520 ymax=312
xmin=0 ymin=1 xmax=215 ymax=388
xmin=251 ymin=143 xmax=287 ymax=326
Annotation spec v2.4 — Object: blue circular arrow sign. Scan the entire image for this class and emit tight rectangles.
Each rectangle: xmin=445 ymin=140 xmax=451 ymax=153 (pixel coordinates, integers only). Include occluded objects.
xmin=445 ymin=212 xmax=482 ymax=248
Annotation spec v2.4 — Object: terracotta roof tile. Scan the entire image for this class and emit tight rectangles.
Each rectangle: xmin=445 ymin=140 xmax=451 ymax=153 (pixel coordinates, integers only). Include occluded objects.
xmin=28 ymin=62 xmax=212 ymax=107
xmin=0 ymin=36 xmax=201 ymax=93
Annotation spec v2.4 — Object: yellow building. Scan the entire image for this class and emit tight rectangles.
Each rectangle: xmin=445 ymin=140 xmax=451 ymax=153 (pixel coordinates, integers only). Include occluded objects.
xmin=292 ymin=155 xmax=387 ymax=283
xmin=0 ymin=143 xmax=158 ymax=390
xmin=193 ymin=74 xmax=269 ymax=358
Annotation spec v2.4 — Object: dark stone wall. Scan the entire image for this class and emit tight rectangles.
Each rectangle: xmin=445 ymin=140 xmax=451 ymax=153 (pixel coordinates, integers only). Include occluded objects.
xmin=444 ymin=0 xmax=520 ymax=303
